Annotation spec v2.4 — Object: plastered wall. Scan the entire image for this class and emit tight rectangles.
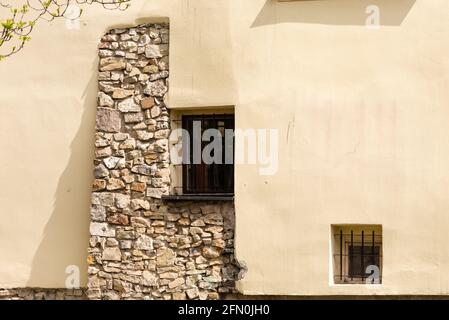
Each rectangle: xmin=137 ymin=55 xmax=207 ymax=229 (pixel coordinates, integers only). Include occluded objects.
xmin=2 ymin=0 xmax=449 ymax=296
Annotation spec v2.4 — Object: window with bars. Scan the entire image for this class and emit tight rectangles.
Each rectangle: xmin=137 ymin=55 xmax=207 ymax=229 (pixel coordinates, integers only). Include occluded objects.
xmin=182 ymin=114 xmax=234 ymax=195
xmin=332 ymin=225 xmax=383 ymax=284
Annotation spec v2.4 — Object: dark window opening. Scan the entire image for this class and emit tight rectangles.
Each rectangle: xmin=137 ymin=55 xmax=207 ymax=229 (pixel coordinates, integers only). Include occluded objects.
xmin=182 ymin=114 xmax=234 ymax=194
xmin=333 ymin=227 xmax=383 ymax=284
xmin=348 ymin=245 xmax=381 ymax=279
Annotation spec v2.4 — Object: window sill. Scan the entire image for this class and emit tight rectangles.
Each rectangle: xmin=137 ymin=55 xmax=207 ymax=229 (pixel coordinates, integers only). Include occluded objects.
xmin=330 ymin=283 xmax=383 ymax=288
xmin=161 ymin=194 xmax=234 ymax=201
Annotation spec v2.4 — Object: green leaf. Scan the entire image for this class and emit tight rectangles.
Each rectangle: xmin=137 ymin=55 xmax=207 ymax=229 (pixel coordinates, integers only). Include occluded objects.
xmin=1 ymin=20 xmax=15 ymax=30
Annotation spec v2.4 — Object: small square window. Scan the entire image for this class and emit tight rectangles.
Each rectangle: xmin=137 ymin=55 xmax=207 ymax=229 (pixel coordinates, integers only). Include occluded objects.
xmin=331 ymin=225 xmax=383 ymax=284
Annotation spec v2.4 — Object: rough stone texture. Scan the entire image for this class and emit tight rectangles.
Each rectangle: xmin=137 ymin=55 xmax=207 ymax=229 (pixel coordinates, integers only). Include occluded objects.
xmin=96 ymin=108 xmax=122 ymax=133
xmin=0 ymin=288 xmax=86 ymax=300
xmin=88 ymin=24 xmax=241 ymax=300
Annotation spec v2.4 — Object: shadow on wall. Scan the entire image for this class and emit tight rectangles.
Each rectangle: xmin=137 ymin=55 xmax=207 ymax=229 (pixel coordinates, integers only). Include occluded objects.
xmin=252 ymin=0 xmax=416 ymax=27
xmin=26 ymin=60 xmax=98 ymax=288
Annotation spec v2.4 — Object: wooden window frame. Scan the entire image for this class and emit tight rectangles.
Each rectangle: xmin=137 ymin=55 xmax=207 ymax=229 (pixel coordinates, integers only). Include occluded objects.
xmin=181 ymin=114 xmax=234 ymax=195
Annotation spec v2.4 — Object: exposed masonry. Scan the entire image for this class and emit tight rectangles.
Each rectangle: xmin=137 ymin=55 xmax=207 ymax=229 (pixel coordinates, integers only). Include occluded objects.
xmin=86 ymin=24 xmax=242 ymax=300
xmin=0 ymin=288 xmax=86 ymax=300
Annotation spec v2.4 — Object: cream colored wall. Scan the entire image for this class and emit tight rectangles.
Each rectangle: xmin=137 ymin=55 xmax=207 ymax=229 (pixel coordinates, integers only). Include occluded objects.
xmin=1 ymin=0 xmax=449 ymax=295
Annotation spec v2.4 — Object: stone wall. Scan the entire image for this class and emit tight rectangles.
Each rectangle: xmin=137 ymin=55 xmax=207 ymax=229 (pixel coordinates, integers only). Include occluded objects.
xmin=0 ymin=288 xmax=86 ymax=300
xmin=87 ymin=24 xmax=241 ymax=300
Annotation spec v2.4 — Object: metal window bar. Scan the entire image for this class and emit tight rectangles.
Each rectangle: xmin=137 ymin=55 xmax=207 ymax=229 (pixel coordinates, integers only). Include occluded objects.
xmin=361 ymin=230 xmax=364 ymax=282
xmin=350 ymin=230 xmax=353 ymax=281
xmin=340 ymin=230 xmax=343 ymax=282
xmin=336 ymin=229 xmax=382 ymax=284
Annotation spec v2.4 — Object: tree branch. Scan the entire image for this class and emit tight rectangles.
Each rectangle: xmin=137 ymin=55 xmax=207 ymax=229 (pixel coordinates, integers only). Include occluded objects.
xmin=0 ymin=0 xmax=131 ymax=60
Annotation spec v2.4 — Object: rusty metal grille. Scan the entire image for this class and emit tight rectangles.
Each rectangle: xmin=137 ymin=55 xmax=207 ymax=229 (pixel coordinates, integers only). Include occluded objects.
xmin=333 ymin=229 xmax=383 ymax=284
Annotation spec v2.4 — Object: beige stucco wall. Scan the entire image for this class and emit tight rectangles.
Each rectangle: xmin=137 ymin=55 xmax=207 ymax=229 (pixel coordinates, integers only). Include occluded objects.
xmin=1 ymin=0 xmax=449 ymax=295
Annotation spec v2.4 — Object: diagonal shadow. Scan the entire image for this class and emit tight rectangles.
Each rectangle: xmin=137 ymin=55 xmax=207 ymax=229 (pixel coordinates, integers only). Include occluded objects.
xmin=252 ymin=0 xmax=416 ymax=28
xmin=26 ymin=58 xmax=98 ymax=289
